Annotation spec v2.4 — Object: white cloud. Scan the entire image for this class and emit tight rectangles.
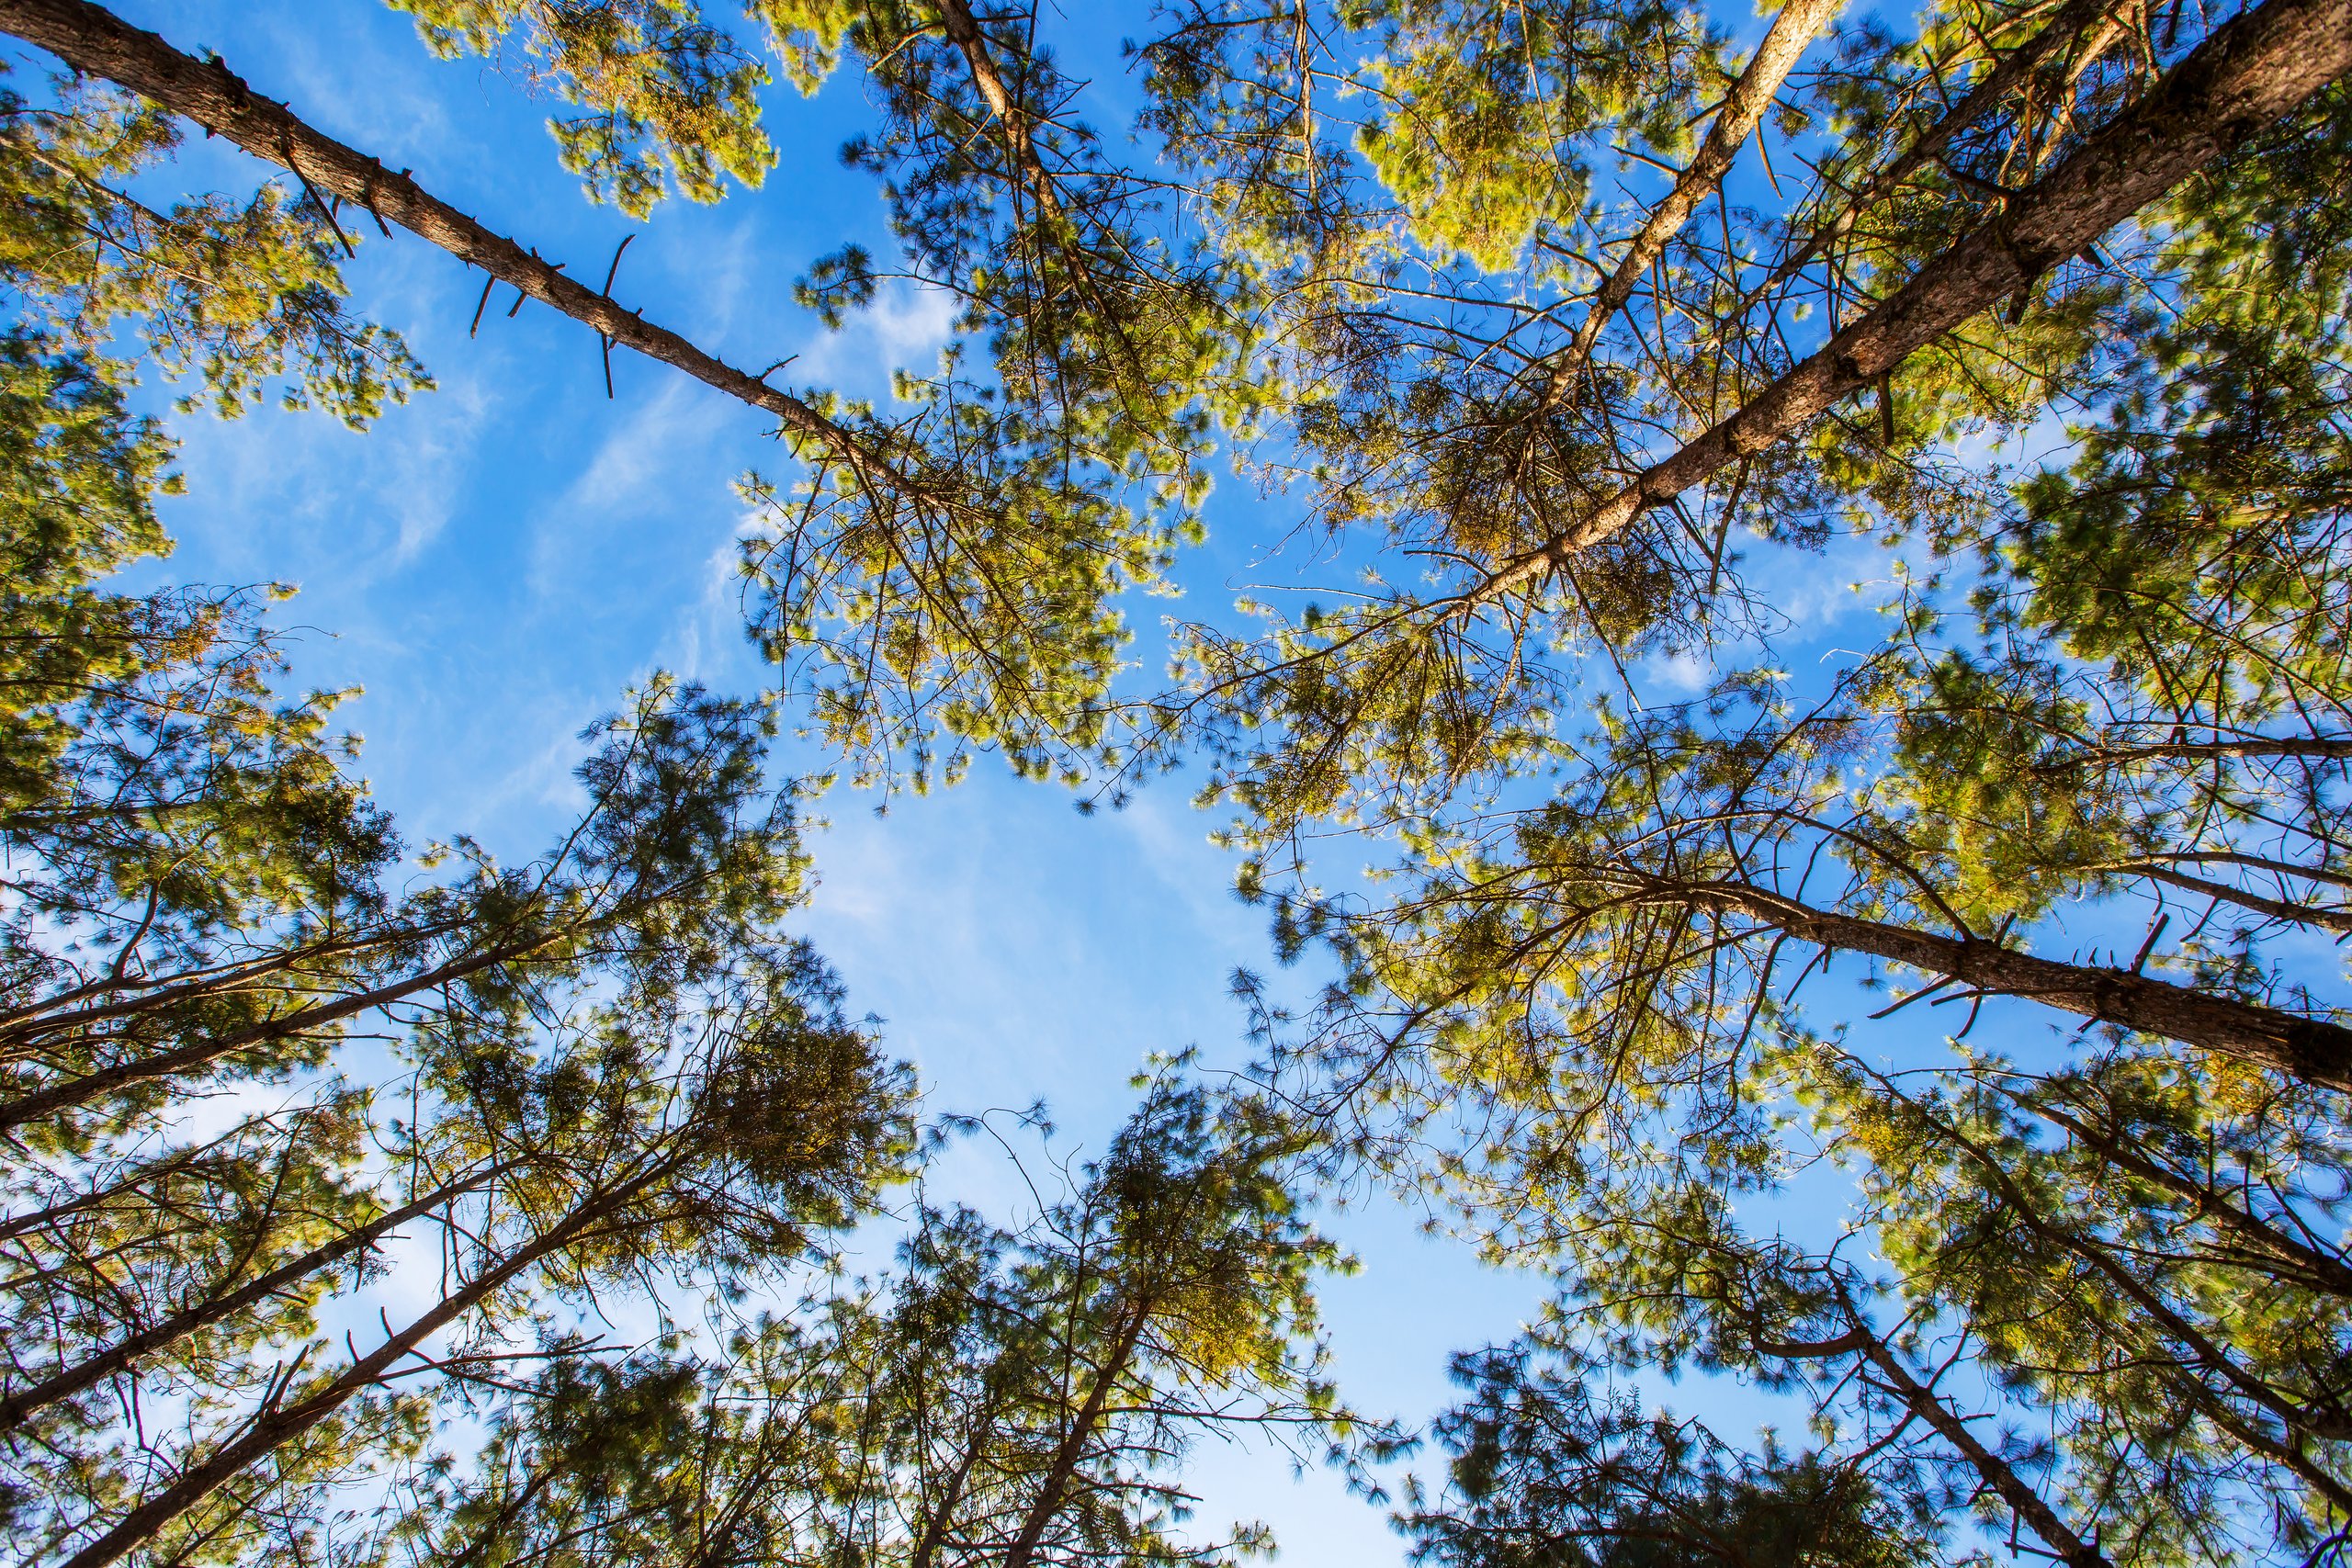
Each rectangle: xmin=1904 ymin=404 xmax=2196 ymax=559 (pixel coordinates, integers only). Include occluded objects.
xmin=869 ymin=280 xmax=961 ymax=367
xmin=657 ymin=516 xmax=772 ymax=687
xmin=793 ymin=278 xmax=960 ymax=391
xmin=1642 ymin=648 xmax=1714 ymax=695
xmin=1743 ymin=531 xmax=1908 ymax=635
xmin=526 ymin=377 xmax=712 ymax=599
xmin=565 ymin=378 xmax=704 ymax=511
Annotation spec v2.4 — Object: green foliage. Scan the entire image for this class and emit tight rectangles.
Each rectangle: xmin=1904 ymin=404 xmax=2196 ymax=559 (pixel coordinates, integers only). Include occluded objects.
xmin=737 ymin=0 xmax=1261 ymax=790
xmin=1409 ymin=1343 xmax=1937 ymax=1568
xmin=1354 ymin=0 xmax=1713 ymax=273
xmin=842 ymin=1077 xmax=1360 ymax=1568
xmin=390 ymin=0 xmax=779 ymax=215
xmin=0 ymin=73 xmax=427 ymax=425
xmin=377 ymin=1328 xmax=856 ymax=1568
xmin=2 ymin=678 xmax=920 ymax=1563
xmin=15 ymin=0 xmax=2352 ymax=1562
xmin=344 ymin=1078 xmax=1353 ymax=1568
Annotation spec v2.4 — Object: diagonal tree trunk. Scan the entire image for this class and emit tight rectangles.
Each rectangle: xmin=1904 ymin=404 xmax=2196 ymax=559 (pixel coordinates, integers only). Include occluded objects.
xmin=0 ymin=1159 xmax=514 ymax=1435
xmin=1536 ymin=0 xmax=1850 ymax=396
xmin=1634 ymin=874 xmax=2352 ymax=1089
xmin=0 ymin=1115 xmax=284 ymax=1244
xmin=933 ymin=0 xmax=1061 ymax=220
xmin=0 ymin=920 xmax=463 ymax=1041
xmin=1724 ymin=0 xmax=2121 ymax=326
xmin=1730 ymin=1291 xmax=2110 ymax=1566
xmin=0 ymin=937 xmax=548 ymax=1134
xmin=1884 ymin=1072 xmax=2352 ymax=1472
xmin=923 ymin=0 xmax=1171 ymax=410
xmin=53 ymin=1158 xmax=669 ymax=1568
xmin=2120 ymin=863 xmax=2352 ymax=936
xmin=908 ymin=1388 xmax=998 ymax=1568
xmin=1465 ymin=0 xmax=2352 ymax=596
xmin=999 ymin=1299 xmax=1153 ymax=1568
xmin=2071 ymin=735 xmax=2352 ymax=765
xmin=2018 ymin=1090 xmax=2352 ymax=1298
xmin=1848 ymin=1328 xmax=2112 ymax=1568
xmin=0 ymin=0 xmax=925 ymax=491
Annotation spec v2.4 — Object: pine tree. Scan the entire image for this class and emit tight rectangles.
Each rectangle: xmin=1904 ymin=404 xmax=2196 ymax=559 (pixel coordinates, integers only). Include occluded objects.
xmin=833 ymin=1081 xmax=1360 ymax=1568
xmin=348 ymin=1080 xmax=1361 ymax=1568
xmin=1407 ymin=1341 xmax=1937 ymax=1568
xmin=371 ymin=1319 xmax=871 ymax=1568
xmin=4 ymin=678 xmax=918 ymax=1565
xmin=0 ymin=86 xmax=926 ymax=1553
xmin=8 ymin=1 xmax=2352 ymax=1560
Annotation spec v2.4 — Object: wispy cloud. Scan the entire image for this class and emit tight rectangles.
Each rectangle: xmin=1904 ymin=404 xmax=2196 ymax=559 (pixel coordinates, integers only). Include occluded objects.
xmin=526 ymin=377 xmax=713 ymax=600
xmin=792 ymin=278 xmax=960 ymax=394
xmin=656 ymin=519 xmax=767 ymax=688
xmin=1641 ymin=648 xmax=1715 ymax=695
xmin=154 ymin=363 xmax=486 ymax=596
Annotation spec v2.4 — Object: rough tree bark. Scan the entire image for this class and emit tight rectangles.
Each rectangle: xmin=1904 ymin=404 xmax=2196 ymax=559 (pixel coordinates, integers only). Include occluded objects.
xmin=2123 ymin=863 xmax=2352 ymax=936
xmin=0 ymin=0 xmax=922 ymax=488
xmin=2022 ymin=1092 xmax=2352 ymax=1297
xmin=1539 ymin=0 xmax=1849 ymax=394
xmin=0 ymin=938 xmax=547 ymax=1134
xmin=1849 ymin=1330 xmax=2113 ymax=1568
xmin=55 ymin=1161 xmax=670 ymax=1568
xmin=0 ymin=1161 xmax=514 ymax=1434
xmin=933 ymin=0 xmax=1061 ymax=218
xmin=1653 ymin=876 xmax=2352 ymax=1089
xmin=999 ymin=1300 xmax=1153 ymax=1568
xmin=1725 ymin=0 xmax=2121 ymax=323
xmin=1472 ymin=0 xmax=2352 ymax=592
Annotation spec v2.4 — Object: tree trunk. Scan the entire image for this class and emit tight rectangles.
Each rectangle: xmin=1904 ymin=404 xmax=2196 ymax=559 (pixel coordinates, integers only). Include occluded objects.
xmin=0 ymin=1161 xmax=509 ymax=1434
xmin=909 ymin=1397 xmax=994 ymax=1568
xmin=1540 ymin=0 xmax=1849 ymax=393
xmin=0 ymin=920 xmax=457 ymax=1042
xmin=0 ymin=0 xmax=910 ymax=485
xmin=1725 ymin=0 xmax=2120 ymax=324
xmin=2121 ymin=849 xmax=2352 ymax=893
xmin=0 ymin=1116 xmax=271 ymax=1243
xmin=2020 ymin=1091 xmax=2352 ymax=1298
xmin=54 ymin=1162 xmax=663 ymax=1568
xmin=1474 ymin=0 xmax=2352 ymax=591
xmin=2121 ymin=863 xmax=2352 ymax=936
xmin=1653 ymin=876 xmax=2352 ymax=1089
xmin=933 ymin=0 xmax=1058 ymax=218
xmin=1850 ymin=1331 xmax=2112 ymax=1568
xmin=1000 ymin=1302 xmax=1152 ymax=1568
xmin=2082 ymin=735 xmax=2352 ymax=764
xmin=1894 ymin=1077 xmax=2352 ymax=1464
xmin=0 ymin=939 xmax=543 ymax=1134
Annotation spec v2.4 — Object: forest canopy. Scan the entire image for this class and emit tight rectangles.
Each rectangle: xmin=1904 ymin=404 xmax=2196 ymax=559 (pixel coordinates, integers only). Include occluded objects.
xmin=0 ymin=0 xmax=2348 ymax=1564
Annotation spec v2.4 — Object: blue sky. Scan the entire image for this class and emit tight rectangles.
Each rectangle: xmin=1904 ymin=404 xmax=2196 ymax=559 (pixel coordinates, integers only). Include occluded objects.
xmin=66 ymin=0 xmax=2038 ymax=1556
xmin=78 ymin=1 xmax=1566 ymax=1553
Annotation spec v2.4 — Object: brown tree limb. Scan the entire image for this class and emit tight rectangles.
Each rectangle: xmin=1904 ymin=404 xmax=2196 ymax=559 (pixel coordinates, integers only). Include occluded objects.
xmin=2120 ymin=863 xmax=2352 ymax=936
xmin=1724 ymin=0 xmax=2120 ymax=330
xmin=0 ymin=937 xmax=549 ymax=1134
xmin=2018 ymin=1089 xmax=2352 ymax=1298
xmin=1472 ymin=0 xmax=2352 ymax=595
xmin=1000 ymin=1299 xmax=1154 ymax=1568
xmin=1624 ymin=873 xmax=2352 ymax=1089
xmin=1537 ymin=0 xmax=1849 ymax=398
xmin=2062 ymin=734 xmax=2352 ymax=765
xmin=0 ymin=1159 xmax=515 ymax=1434
xmin=1849 ymin=1329 xmax=2113 ymax=1568
xmin=0 ymin=0 xmax=923 ymax=489
xmin=933 ymin=0 xmax=1061 ymax=220
xmin=53 ymin=1156 xmax=669 ymax=1568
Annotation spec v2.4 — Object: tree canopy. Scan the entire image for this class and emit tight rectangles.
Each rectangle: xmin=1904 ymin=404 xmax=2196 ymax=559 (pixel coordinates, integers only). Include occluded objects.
xmin=0 ymin=0 xmax=2348 ymax=1562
